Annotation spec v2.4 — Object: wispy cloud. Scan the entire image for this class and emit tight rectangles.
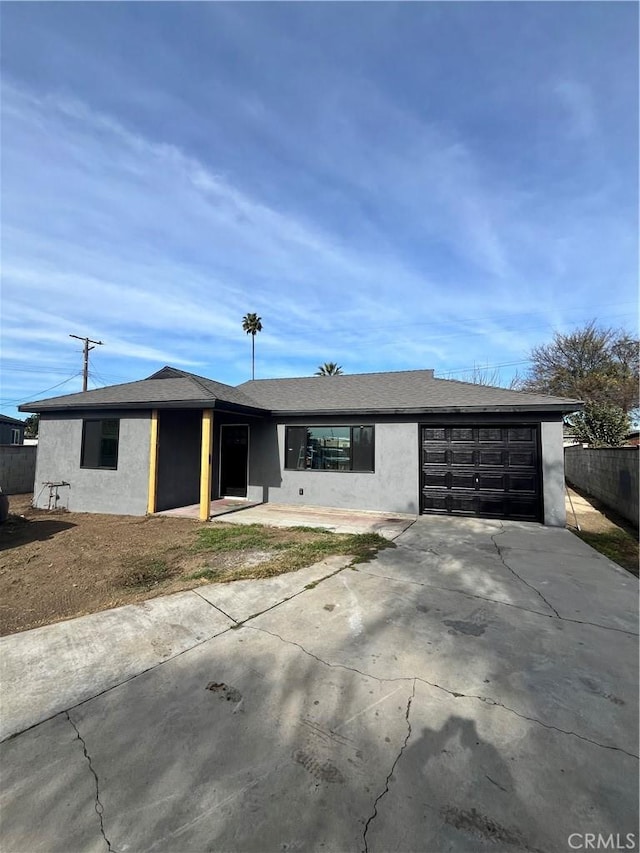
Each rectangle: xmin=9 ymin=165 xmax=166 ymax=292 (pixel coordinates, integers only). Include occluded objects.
xmin=553 ymin=79 xmax=596 ymax=139
xmin=0 ymin=2 xmax=637 ymax=414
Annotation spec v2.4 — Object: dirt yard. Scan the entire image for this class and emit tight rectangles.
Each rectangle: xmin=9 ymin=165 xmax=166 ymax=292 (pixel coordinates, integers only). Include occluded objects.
xmin=2 ymin=490 xmax=635 ymax=637
xmin=0 ymin=495 xmax=389 ymax=636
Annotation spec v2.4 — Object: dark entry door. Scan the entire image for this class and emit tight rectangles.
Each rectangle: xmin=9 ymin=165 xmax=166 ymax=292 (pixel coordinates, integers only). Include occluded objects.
xmin=420 ymin=425 xmax=542 ymax=521
xmin=220 ymin=425 xmax=248 ymax=497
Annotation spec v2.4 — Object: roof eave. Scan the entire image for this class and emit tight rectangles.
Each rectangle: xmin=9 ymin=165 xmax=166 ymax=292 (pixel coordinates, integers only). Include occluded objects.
xmin=270 ymin=403 xmax=583 ymax=417
xmin=19 ymin=400 xmax=269 ymax=416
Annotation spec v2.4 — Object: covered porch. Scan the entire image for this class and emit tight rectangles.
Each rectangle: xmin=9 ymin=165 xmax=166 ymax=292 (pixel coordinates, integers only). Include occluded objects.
xmin=146 ymin=407 xmax=265 ymax=521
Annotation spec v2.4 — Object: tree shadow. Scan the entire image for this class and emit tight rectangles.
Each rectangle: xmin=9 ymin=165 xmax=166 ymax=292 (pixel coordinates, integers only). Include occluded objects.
xmin=0 ymin=530 xmax=637 ymax=852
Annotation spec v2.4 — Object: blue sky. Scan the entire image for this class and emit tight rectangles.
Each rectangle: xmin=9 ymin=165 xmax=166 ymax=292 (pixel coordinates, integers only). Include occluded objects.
xmin=1 ymin=2 xmax=637 ymax=418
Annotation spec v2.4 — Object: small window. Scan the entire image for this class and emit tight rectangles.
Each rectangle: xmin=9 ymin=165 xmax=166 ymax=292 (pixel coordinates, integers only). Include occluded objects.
xmin=285 ymin=426 xmax=374 ymax=472
xmin=10 ymin=429 xmax=20 ymax=445
xmin=81 ymin=419 xmax=119 ymax=469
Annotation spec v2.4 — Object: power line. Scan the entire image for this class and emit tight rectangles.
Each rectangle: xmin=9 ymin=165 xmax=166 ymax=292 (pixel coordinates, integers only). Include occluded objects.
xmin=0 ymin=365 xmax=88 ymax=376
xmin=88 ymin=368 xmax=113 ymax=388
xmin=0 ymin=373 xmax=82 ymax=406
xmin=440 ymin=358 xmax=532 ymax=375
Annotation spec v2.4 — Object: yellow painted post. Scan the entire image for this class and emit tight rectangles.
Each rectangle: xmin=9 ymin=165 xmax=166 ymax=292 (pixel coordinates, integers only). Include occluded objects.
xmin=147 ymin=409 xmax=159 ymax=514
xmin=199 ymin=409 xmax=214 ymax=521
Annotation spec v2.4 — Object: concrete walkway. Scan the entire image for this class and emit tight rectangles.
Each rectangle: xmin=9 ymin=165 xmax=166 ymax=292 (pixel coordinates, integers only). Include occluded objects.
xmin=1 ymin=517 xmax=637 ymax=852
xmin=209 ymin=502 xmax=417 ymax=537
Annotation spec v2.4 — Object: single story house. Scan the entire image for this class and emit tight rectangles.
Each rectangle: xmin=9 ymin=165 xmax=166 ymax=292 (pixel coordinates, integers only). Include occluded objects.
xmin=626 ymin=430 xmax=640 ymax=447
xmin=0 ymin=414 xmax=26 ymax=446
xmin=20 ymin=366 xmax=581 ymax=526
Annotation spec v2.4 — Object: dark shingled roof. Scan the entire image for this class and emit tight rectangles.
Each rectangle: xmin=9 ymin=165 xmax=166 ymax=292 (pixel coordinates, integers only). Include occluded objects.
xmin=237 ymin=370 xmax=581 ymax=414
xmin=0 ymin=413 xmax=25 ymax=425
xmin=20 ymin=365 xmax=581 ymax=415
xmin=19 ymin=367 xmax=264 ymax=414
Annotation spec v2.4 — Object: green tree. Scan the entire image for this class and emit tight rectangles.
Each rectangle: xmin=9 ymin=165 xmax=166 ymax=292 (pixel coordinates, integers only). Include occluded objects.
xmin=568 ymin=402 xmax=630 ymax=447
xmin=24 ymin=414 xmax=40 ymax=438
xmin=242 ymin=313 xmax=263 ymax=380
xmin=521 ymin=321 xmax=639 ymax=413
xmin=315 ymin=362 xmax=343 ymax=376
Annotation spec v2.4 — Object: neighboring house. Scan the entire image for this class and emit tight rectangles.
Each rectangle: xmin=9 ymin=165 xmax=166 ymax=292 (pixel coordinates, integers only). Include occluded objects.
xmin=20 ymin=366 xmax=581 ymax=526
xmin=0 ymin=414 xmax=25 ymax=446
xmin=626 ymin=430 xmax=640 ymax=446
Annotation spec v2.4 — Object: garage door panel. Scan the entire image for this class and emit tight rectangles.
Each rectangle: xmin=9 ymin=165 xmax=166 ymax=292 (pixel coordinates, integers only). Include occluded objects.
xmin=509 ymin=497 xmax=540 ymax=519
xmin=423 ymin=449 xmax=447 ymax=464
xmin=508 ymin=450 xmax=536 ymax=467
xmin=451 ymin=471 xmax=476 ymax=489
xmin=510 ymin=473 xmax=538 ymax=492
xmin=424 ymin=428 xmax=446 ymax=441
xmin=478 ymin=450 xmax=503 ymax=466
xmin=420 ymin=424 xmax=541 ymax=522
xmin=477 ymin=473 xmax=507 ymax=491
xmin=450 ymin=449 xmax=475 ymax=465
xmin=451 ymin=428 xmax=474 ymax=441
xmin=478 ymin=428 xmax=503 ymax=442
xmin=421 ymin=495 xmax=449 ymax=513
xmin=423 ymin=471 xmax=449 ymax=488
xmin=508 ymin=427 xmax=535 ymax=442
xmin=450 ymin=494 xmax=480 ymax=514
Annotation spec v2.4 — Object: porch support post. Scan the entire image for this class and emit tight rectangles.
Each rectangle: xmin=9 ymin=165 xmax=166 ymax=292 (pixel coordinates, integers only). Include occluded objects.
xmin=199 ymin=409 xmax=214 ymax=521
xmin=147 ymin=409 xmax=159 ymax=514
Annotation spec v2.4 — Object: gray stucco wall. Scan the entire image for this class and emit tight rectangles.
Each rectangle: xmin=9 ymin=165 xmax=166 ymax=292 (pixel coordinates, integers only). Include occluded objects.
xmin=0 ymin=445 xmax=37 ymax=494
xmin=249 ymin=419 xmax=420 ymax=514
xmin=540 ymin=420 xmax=566 ymax=527
xmin=565 ymin=445 xmax=639 ymax=527
xmin=34 ymin=411 xmax=151 ymax=515
xmin=248 ymin=413 xmax=567 ymax=525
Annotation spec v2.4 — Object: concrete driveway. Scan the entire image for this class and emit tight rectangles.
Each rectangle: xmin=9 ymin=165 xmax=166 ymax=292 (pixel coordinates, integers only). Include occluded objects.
xmin=1 ymin=517 xmax=638 ymax=852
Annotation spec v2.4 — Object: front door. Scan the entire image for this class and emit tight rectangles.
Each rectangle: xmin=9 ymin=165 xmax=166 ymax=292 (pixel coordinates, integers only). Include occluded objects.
xmin=220 ymin=425 xmax=249 ymax=497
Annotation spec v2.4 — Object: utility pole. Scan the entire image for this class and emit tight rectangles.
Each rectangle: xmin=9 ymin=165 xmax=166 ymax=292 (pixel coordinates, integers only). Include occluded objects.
xmin=69 ymin=335 xmax=104 ymax=392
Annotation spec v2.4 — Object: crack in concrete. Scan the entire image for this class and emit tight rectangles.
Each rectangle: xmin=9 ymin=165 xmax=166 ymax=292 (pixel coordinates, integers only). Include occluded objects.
xmin=247 ymin=626 xmax=639 ymax=760
xmin=491 ymin=526 xmax=561 ymax=618
xmin=413 ymin=675 xmax=640 ymax=761
xmin=1 ymin=622 xmax=231 ymax=745
xmin=362 ymin=680 xmax=415 ymax=853
xmin=245 ymin=625 xmax=410 ymax=684
xmin=489 ymin=528 xmax=638 ymax=636
xmin=190 ymin=589 xmax=238 ymax=623
xmin=358 ymin=567 xmax=639 ymax=637
xmin=233 ymin=560 xmax=352 ymax=625
xmin=358 ymin=567 xmax=554 ymax=618
xmin=391 ymin=541 xmax=444 ymax=558
xmin=66 ymin=712 xmax=118 ymax=853
xmin=386 ymin=518 xmax=418 ymax=542
xmin=2 ymin=561 xmax=353 ymax=745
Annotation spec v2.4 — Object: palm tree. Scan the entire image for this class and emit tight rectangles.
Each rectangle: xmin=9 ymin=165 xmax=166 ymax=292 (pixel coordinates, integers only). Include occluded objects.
xmin=315 ymin=362 xmax=343 ymax=376
xmin=242 ymin=313 xmax=263 ymax=380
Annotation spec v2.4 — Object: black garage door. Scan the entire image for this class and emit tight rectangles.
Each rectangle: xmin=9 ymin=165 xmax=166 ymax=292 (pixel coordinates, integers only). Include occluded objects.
xmin=420 ymin=425 xmax=542 ymax=521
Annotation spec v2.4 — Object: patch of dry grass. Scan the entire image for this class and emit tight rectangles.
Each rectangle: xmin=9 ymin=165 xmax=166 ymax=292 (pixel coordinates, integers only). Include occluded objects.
xmin=184 ymin=525 xmax=392 ymax=583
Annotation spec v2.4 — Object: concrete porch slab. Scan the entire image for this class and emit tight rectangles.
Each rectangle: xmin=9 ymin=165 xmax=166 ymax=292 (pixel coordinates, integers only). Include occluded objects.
xmin=156 ymin=498 xmax=262 ymax=519
xmin=208 ymin=502 xmax=417 ymax=539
